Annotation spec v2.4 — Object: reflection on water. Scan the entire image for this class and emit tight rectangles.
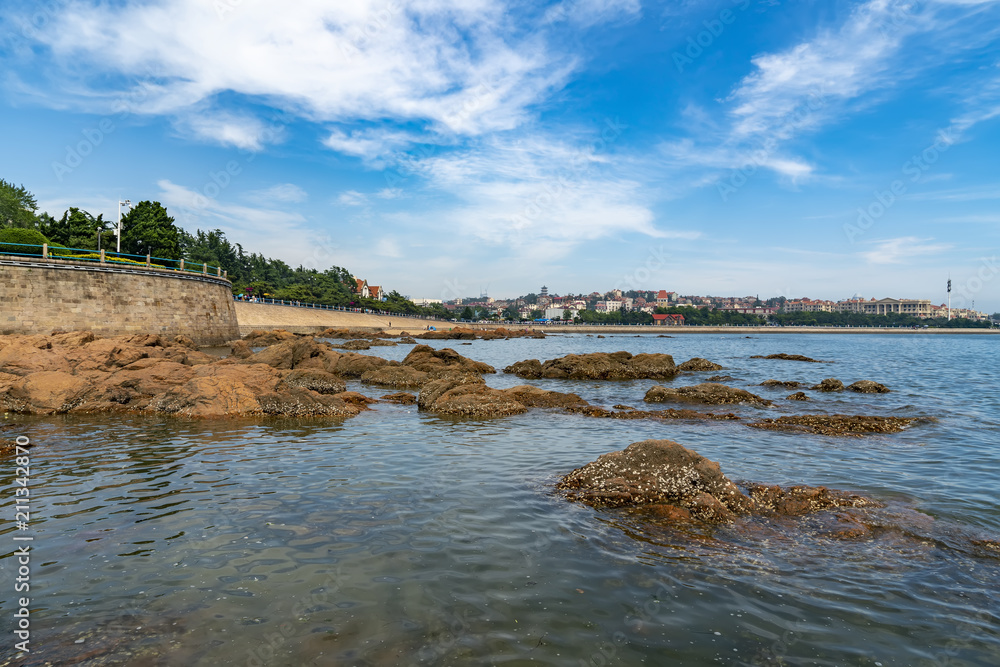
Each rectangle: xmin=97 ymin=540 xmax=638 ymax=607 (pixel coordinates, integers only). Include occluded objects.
xmin=1 ymin=334 xmax=999 ymax=665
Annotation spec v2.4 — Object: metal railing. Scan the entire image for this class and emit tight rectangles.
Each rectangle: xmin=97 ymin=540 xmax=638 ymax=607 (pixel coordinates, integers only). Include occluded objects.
xmin=0 ymin=242 xmax=226 ymax=278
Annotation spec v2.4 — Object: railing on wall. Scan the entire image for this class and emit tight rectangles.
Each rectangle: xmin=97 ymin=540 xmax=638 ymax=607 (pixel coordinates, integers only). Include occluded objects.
xmin=0 ymin=242 xmax=226 ymax=278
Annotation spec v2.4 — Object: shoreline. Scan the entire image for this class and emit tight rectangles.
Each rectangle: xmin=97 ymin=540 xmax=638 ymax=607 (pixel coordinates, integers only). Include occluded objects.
xmin=234 ymin=303 xmax=999 ymax=336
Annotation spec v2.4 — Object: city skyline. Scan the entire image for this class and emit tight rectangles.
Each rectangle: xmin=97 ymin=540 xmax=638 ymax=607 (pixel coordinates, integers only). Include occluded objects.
xmin=2 ymin=0 xmax=999 ymax=312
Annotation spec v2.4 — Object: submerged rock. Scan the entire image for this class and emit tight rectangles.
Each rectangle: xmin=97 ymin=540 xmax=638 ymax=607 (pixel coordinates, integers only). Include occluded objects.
xmin=644 ymin=382 xmax=772 ymax=406
xmin=787 ymin=391 xmax=810 ymax=401
xmin=502 ymin=385 xmax=590 ymax=410
xmin=416 ymin=327 xmax=544 ymax=340
xmin=416 ymin=376 xmax=527 ymax=418
xmin=332 ymin=339 xmax=398 ymax=350
xmin=811 ymin=378 xmax=845 ymax=392
xmin=504 ymin=351 xmax=677 ymax=380
xmin=380 ymin=392 xmax=417 ymax=404
xmin=847 ymin=380 xmax=891 ymax=393
xmin=751 ymin=353 xmax=826 ymax=363
xmin=677 ymin=357 xmax=724 ymax=372
xmin=558 ymin=439 xmax=882 ymax=526
xmin=760 ymin=379 xmax=802 ymax=389
xmin=748 ymin=414 xmax=916 ymax=436
xmin=557 ymin=439 xmax=753 ymax=522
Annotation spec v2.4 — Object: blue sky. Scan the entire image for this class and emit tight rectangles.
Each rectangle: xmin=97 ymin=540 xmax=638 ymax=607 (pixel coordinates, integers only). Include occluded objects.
xmin=2 ymin=0 xmax=999 ymax=312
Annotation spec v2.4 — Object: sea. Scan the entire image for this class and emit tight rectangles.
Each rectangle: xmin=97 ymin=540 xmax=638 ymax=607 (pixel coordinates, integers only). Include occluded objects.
xmin=1 ymin=333 xmax=998 ymax=666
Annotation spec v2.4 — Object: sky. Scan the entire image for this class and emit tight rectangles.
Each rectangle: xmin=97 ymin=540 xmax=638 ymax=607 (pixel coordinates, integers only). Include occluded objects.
xmin=1 ymin=0 xmax=999 ymax=312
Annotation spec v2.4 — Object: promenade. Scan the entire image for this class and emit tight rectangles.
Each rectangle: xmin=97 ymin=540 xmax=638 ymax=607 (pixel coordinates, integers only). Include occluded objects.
xmin=234 ymin=302 xmax=999 ymax=336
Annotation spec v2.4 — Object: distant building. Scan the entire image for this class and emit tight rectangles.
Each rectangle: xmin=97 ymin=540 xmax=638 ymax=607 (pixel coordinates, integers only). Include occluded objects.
xmin=545 ymin=307 xmax=578 ymax=319
xmin=652 ymin=313 xmax=685 ymax=326
xmin=835 ymin=297 xmax=933 ymax=317
xmin=721 ymin=306 xmax=777 ymax=316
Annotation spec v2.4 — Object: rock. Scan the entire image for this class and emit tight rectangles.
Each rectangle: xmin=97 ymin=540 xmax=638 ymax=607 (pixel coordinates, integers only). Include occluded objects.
xmin=242 ymin=329 xmax=300 ymax=346
xmin=230 ymin=340 xmax=253 ymax=359
xmin=380 ymin=392 xmax=417 ymax=404
xmin=257 ymin=388 xmax=371 ymax=418
xmin=677 ymin=357 xmax=724 ymax=372
xmin=417 ymin=376 xmax=527 ymax=418
xmin=0 ymin=332 xmax=372 ymax=420
xmin=503 ymin=359 xmax=543 ymax=379
xmin=566 ymin=405 xmax=742 ymax=422
xmin=502 ymin=385 xmax=590 ymax=409
xmin=504 ymin=351 xmax=676 ymax=380
xmin=402 ymin=345 xmax=495 ymax=375
xmin=172 ymin=335 xmax=199 ymax=350
xmin=2 ymin=371 xmax=90 ymax=414
xmin=760 ymin=379 xmax=802 ymax=388
xmin=747 ymin=414 xmax=917 ymax=436
xmin=332 ymin=339 xmax=398 ymax=350
xmin=707 ymin=375 xmax=738 ymax=383
xmin=556 ymin=439 xmax=753 ymax=521
xmin=416 ymin=328 xmax=476 ymax=340
xmin=812 ymin=378 xmax=845 ymax=392
xmin=644 ymin=382 xmax=772 ymax=406
xmin=787 ymin=391 xmax=810 ymax=401
xmin=280 ymin=369 xmax=347 ymax=394
xmin=331 ymin=352 xmax=390 ymax=378
xmin=744 ymin=483 xmax=879 ymax=516
xmin=0 ymin=341 xmax=73 ymax=376
xmin=399 ymin=337 xmax=417 ymax=344
xmin=612 ymin=404 xmax=634 ymax=411
xmin=241 ymin=337 xmax=333 ymax=370
xmin=847 ymin=380 xmax=890 ymax=393
xmin=751 ymin=353 xmax=825 ymax=363
xmin=361 ymin=365 xmax=429 ymax=388
xmin=596 ymin=335 xmax=605 ymax=338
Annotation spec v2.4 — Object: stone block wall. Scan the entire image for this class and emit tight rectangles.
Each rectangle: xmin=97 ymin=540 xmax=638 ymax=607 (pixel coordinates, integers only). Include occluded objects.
xmin=0 ymin=257 xmax=240 ymax=345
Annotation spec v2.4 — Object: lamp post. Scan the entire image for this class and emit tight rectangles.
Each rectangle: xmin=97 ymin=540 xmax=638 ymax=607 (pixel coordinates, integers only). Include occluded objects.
xmin=117 ymin=199 xmax=131 ymax=254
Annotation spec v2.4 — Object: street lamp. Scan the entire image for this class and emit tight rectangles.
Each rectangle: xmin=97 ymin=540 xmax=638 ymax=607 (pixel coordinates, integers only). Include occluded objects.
xmin=117 ymin=199 xmax=131 ymax=254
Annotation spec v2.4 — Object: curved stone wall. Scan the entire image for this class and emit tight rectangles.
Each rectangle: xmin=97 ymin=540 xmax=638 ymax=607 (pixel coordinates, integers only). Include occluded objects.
xmin=0 ymin=256 xmax=239 ymax=345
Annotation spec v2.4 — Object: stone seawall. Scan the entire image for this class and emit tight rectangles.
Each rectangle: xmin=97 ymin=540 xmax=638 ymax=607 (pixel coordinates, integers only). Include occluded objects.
xmin=0 ymin=256 xmax=240 ymax=345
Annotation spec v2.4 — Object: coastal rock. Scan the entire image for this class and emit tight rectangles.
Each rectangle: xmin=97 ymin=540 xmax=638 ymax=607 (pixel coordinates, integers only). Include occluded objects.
xmin=399 ymin=337 xmax=417 ymax=344
xmin=677 ymin=357 xmax=724 ymax=372
xmin=360 ymin=364 xmax=429 ymax=388
xmin=502 ymin=385 xmax=590 ymax=409
xmin=556 ymin=440 xmax=753 ymax=521
xmin=3 ymin=371 xmax=90 ymax=414
xmin=760 ymin=379 xmax=802 ymax=389
xmin=331 ymin=352 xmax=391 ymax=378
xmin=566 ymin=405 xmax=742 ymax=422
xmin=0 ymin=332 xmax=370 ymax=420
xmin=402 ymin=345 xmax=495 ymax=375
xmin=707 ymin=375 xmax=738 ymax=383
xmin=787 ymin=392 xmax=810 ymax=401
xmin=504 ymin=351 xmax=677 ymax=380
xmin=558 ymin=439 xmax=883 ymax=526
xmin=229 ymin=340 xmax=253 ymax=359
xmin=644 ymin=382 xmax=772 ymax=406
xmin=417 ymin=376 xmax=527 ymax=418
xmin=812 ymin=378 xmax=845 ymax=392
xmin=748 ymin=414 xmax=916 ymax=436
xmin=332 ymin=339 xmax=398 ymax=350
xmin=317 ymin=328 xmax=394 ymax=340
xmin=847 ymin=380 xmax=891 ymax=393
xmin=241 ymin=337 xmax=333 ymax=370
xmin=751 ymin=353 xmax=825 ymax=363
xmin=242 ymin=329 xmax=299 ymax=346
xmin=280 ymin=369 xmax=347 ymax=394
xmin=744 ymin=483 xmax=879 ymax=516
xmin=418 ymin=327 xmax=545 ymax=340
xmin=380 ymin=392 xmax=417 ymax=404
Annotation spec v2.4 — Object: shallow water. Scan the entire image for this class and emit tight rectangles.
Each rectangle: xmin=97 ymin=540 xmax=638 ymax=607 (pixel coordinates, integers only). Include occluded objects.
xmin=1 ymin=333 xmax=999 ymax=666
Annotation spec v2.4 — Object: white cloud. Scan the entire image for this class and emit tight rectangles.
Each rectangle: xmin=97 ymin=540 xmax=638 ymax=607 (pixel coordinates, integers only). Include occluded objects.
xmin=246 ymin=184 xmax=308 ymax=205
xmin=337 ymin=190 xmax=368 ymax=207
xmin=176 ymin=111 xmax=284 ymax=151
xmin=156 ymin=179 xmax=311 ymax=259
xmin=860 ymin=236 xmax=951 ymax=264
xmin=16 ymin=0 xmax=636 ymax=153
xmin=376 ymin=188 xmax=403 ymax=199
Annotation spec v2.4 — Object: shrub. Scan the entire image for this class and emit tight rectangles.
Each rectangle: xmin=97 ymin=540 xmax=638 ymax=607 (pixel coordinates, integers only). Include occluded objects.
xmin=0 ymin=228 xmax=50 ymax=255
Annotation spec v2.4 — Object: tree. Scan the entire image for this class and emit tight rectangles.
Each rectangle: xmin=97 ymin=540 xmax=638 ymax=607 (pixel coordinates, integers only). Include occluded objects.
xmin=0 ymin=180 xmax=38 ymax=229
xmin=460 ymin=306 xmax=474 ymax=320
xmin=120 ymin=201 xmax=180 ymax=259
xmin=562 ymin=308 xmax=572 ymax=320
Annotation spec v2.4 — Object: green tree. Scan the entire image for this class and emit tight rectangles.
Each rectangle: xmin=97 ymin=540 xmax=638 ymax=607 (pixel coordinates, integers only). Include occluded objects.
xmin=460 ymin=306 xmax=474 ymax=320
xmin=0 ymin=180 xmax=38 ymax=229
xmin=120 ymin=201 xmax=180 ymax=259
